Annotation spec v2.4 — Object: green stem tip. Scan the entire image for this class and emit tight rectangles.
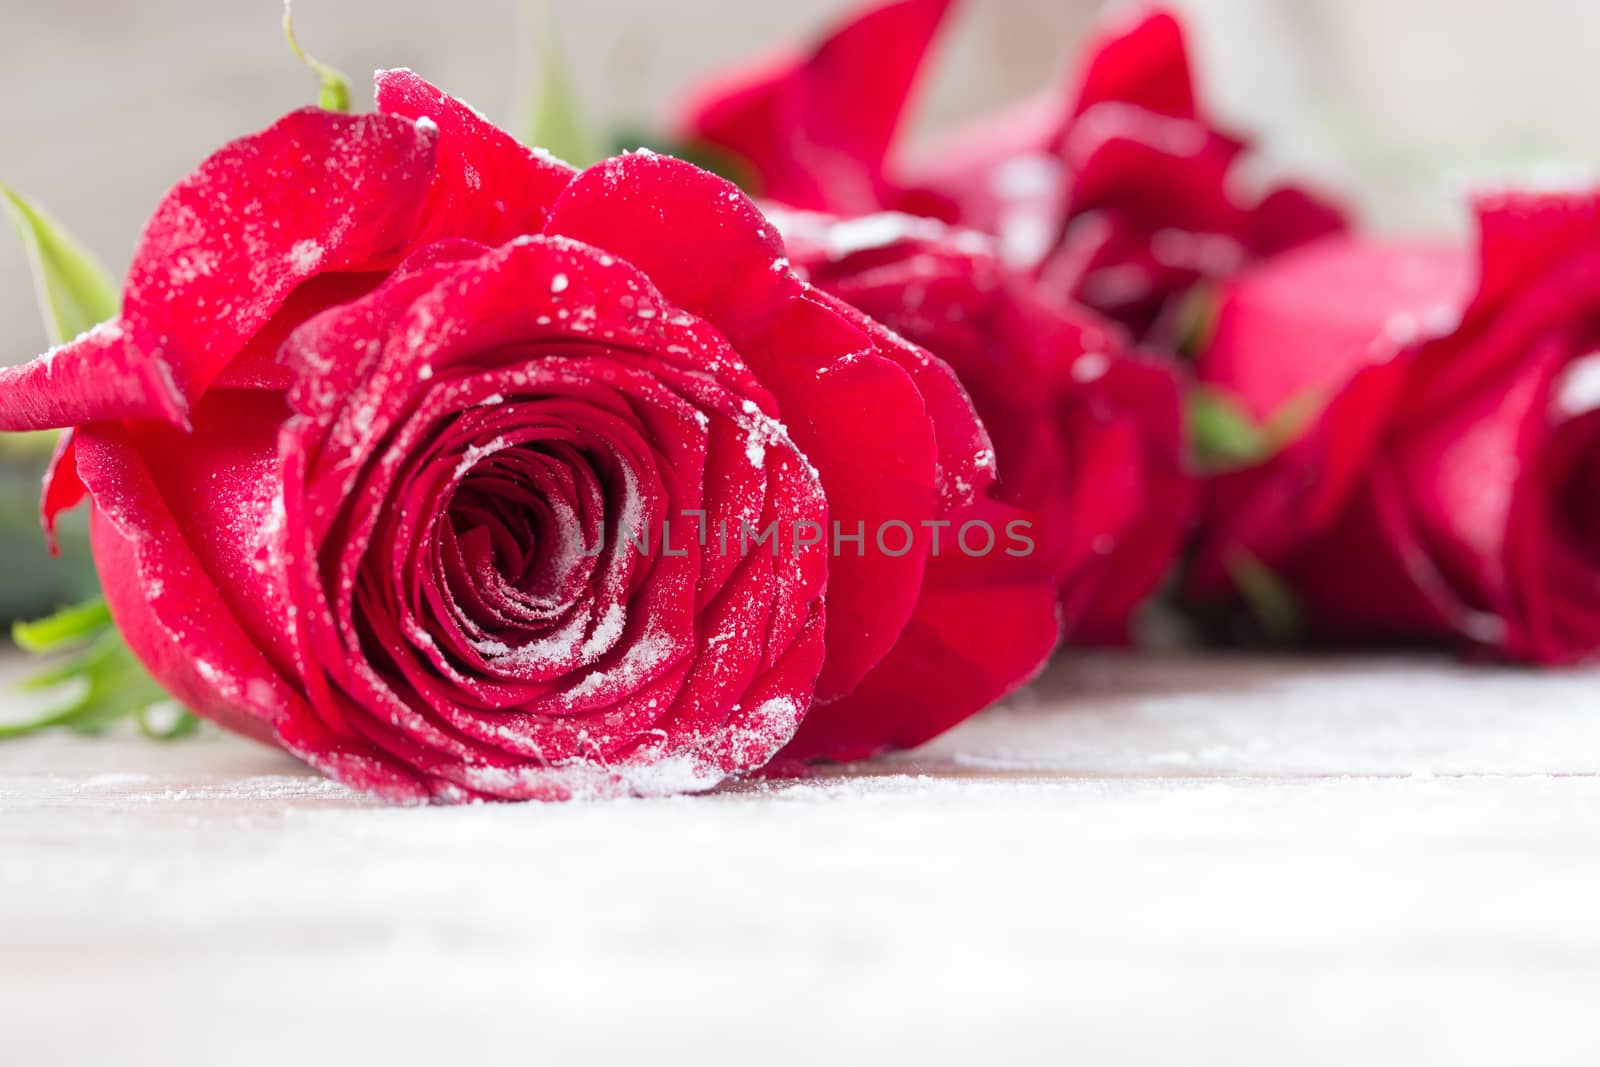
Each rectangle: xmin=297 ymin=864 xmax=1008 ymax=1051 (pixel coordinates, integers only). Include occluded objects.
xmin=283 ymin=0 xmax=352 ymax=112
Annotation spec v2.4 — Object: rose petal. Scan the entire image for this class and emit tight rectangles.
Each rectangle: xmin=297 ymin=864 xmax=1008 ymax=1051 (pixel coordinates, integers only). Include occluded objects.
xmin=374 ymin=68 xmax=577 ymax=246
xmin=0 ymin=320 xmax=186 ymax=432
xmin=779 ymin=498 xmax=1060 ymax=761
xmin=1069 ymin=8 xmax=1198 ymax=121
xmin=124 ymin=109 xmax=438 ymax=414
xmin=676 ymin=0 xmax=954 ymax=213
xmin=544 ymin=151 xmax=794 ymax=338
xmin=40 ymin=428 xmax=85 ymax=554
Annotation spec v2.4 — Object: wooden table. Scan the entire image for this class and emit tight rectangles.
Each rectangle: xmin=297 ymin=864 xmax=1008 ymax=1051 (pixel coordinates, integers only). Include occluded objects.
xmin=4 ymin=651 xmax=1599 ymax=1065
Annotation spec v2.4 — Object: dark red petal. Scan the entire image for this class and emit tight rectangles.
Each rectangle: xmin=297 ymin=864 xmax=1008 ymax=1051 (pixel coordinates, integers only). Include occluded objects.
xmin=779 ymin=498 xmax=1060 ymax=762
xmin=1404 ymin=240 xmax=1600 ymax=429
xmin=687 ymin=604 xmax=825 ymax=773
xmin=1065 ymin=116 xmax=1243 ymax=230
xmin=1064 ymin=355 xmax=1196 ymax=642
xmin=544 ymin=151 xmax=794 ymax=339
xmin=1070 ymin=7 xmax=1197 ymax=120
xmin=80 ymin=393 xmax=431 ymax=807
xmin=1186 ymin=352 xmax=1412 ymax=598
xmin=1473 ymin=188 xmax=1600 ymax=315
xmin=374 ymin=68 xmax=577 ymax=246
xmin=549 ymin=161 xmax=952 ymax=695
xmin=745 ymin=294 xmax=939 ymax=698
xmin=272 ymin=234 xmax=829 ymax=798
xmin=1510 ymin=406 xmax=1600 ymax=663
xmin=676 ymin=0 xmax=954 ymax=213
xmin=1388 ymin=338 xmax=1565 ymax=623
xmin=40 ymin=429 xmax=86 ymax=555
xmin=1249 ymin=185 xmax=1350 ymax=258
xmin=814 ymin=289 xmax=996 ymax=510
xmin=1199 ymin=238 xmax=1470 ymax=423
xmin=75 ymin=421 xmax=298 ymax=747
xmin=1290 ymin=459 xmax=1491 ymax=644
xmin=123 ymin=108 xmax=436 ymax=417
xmin=0 ymin=320 xmax=187 ymax=432
xmin=1188 ymin=239 xmax=1475 ymax=602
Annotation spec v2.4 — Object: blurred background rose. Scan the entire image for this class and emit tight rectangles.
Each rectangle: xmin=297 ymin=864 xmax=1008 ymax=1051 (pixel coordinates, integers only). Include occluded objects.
xmin=1 ymin=0 xmax=1596 ymax=616
xmin=8 ymin=0 xmax=1599 ymax=356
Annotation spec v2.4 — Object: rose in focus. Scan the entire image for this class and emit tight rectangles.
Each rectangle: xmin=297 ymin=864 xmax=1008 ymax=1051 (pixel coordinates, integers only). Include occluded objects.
xmin=0 ymin=73 xmax=1059 ymax=800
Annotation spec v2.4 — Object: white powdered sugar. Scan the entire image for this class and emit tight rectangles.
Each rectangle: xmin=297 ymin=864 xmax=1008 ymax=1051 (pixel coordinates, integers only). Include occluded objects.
xmin=475 ymin=612 xmax=590 ymax=673
xmin=288 ymin=239 xmax=324 ymax=274
xmin=1072 ymin=352 xmax=1110 ymax=383
xmin=998 ymin=209 xmax=1057 ymax=271
xmin=771 ymin=209 xmax=993 ymax=262
xmin=1557 ymin=353 xmax=1600 ymax=417
xmin=34 ymin=319 xmax=125 ymax=371
xmin=989 ymin=153 xmax=1063 ymax=201
xmin=738 ymin=399 xmax=792 ymax=471
xmin=564 ymin=627 xmax=675 ymax=704
xmin=1068 ymin=101 xmax=1209 ymax=161
xmin=1150 ymin=229 xmax=1246 ymax=275
xmin=453 ymin=436 xmax=510 ymax=480
xmin=579 ymin=604 xmax=627 ymax=662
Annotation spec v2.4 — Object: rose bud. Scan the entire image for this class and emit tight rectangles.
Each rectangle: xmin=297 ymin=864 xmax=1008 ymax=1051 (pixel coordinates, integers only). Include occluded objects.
xmin=772 ymin=209 xmax=1194 ymax=644
xmin=0 ymin=74 xmax=1059 ymax=799
xmin=1188 ymin=187 xmax=1600 ymax=664
xmin=677 ymin=2 xmax=1345 ymax=346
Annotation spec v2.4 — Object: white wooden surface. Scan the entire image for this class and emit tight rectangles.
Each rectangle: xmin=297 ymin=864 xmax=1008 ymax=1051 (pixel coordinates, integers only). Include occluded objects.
xmin=5 ymin=651 xmax=1600 ymax=1066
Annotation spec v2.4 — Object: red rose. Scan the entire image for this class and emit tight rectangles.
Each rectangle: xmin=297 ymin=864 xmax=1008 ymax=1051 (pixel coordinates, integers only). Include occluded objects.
xmin=0 ymin=73 xmax=1059 ymax=798
xmin=773 ymin=209 xmax=1193 ymax=644
xmin=676 ymin=0 xmax=953 ymax=218
xmin=677 ymin=2 xmax=1345 ymax=344
xmin=1189 ymin=188 xmax=1600 ymax=664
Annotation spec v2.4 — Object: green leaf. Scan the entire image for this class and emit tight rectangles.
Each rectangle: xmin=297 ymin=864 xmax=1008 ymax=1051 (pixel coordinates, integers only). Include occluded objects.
xmin=1189 ymin=387 xmax=1272 ymax=471
xmin=1227 ymin=553 xmax=1306 ymax=644
xmin=0 ymin=430 xmax=60 ymax=462
xmin=1189 ymin=385 xmax=1326 ymax=474
xmin=12 ymin=598 xmax=111 ymax=654
xmin=607 ymin=127 xmax=757 ymax=189
xmin=283 ymin=0 xmax=351 ymax=112
xmin=0 ymin=184 xmax=118 ymax=346
xmin=1263 ymin=388 xmax=1326 ymax=450
xmin=4 ymin=598 xmax=198 ymax=742
xmin=1174 ymin=280 xmax=1221 ymax=359
xmin=517 ymin=0 xmax=598 ymax=167
xmin=0 ymin=448 xmax=101 ymax=623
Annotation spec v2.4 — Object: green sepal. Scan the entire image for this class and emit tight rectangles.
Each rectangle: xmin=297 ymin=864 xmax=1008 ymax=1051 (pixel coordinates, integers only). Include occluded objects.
xmin=1189 ymin=385 xmax=1324 ymax=474
xmin=1189 ymin=387 xmax=1270 ymax=471
xmin=517 ymin=0 xmax=599 ymax=167
xmin=1174 ymin=280 xmax=1221 ymax=359
xmin=4 ymin=598 xmax=197 ymax=742
xmin=0 ymin=453 xmax=100 ymax=623
xmin=283 ymin=0 xmax=352 ymax=112
xmin=607 ymin=127 xmax=758 ymax=189
xmin=0 ymin=430 xmax=63 ymax=463
xmin=12 ymin=598 xmax=112 ymax=654
xmin=1226 ymin=552 xmax=1306 ymax=645
xmin=0 ymin=184 xmax=119 ymax=346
